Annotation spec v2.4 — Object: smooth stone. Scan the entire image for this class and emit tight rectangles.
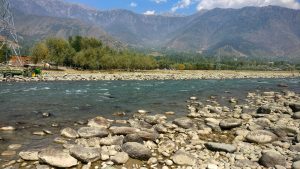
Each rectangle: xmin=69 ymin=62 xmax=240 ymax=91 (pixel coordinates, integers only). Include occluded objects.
xmin=219 ymin=118 xmax=242 ymax=130
xmin=293 ymin=112 xmax=300 ymax=119
xmin=207 ymin=164 xmax=218 ymax=169
xmin=110 ymin=152 xmax=129 ymax=164
xmin=246 ymin=130 xmax=278 ymax=144
xmin=205 ymin=142 xmax=237 ymax=153
xmin=173 ymin=117 xmax=194 ymax=129
xmin=8 ymin=144 xmax=22 ymax=150
xmin=69 ymin=145 xmax=101 ymax=163
xmin=100 ymin=136 xmax=124 ymax=145
xmin=293 ymin=161 xmax=300 ymax=169
xmin=259 ymin=151 xmax=286 ymax=168
xmin=289 ymin=103 xmax=300 ymax=112
xmin=257 ymin=106 xmax=271 ymax=114
xmin=109 ymin=126 xmax=140 ymax=135
xmin=137 ymin=131 xmax=159 ymax=141
xmin=165 ymin=159 xmax=173 ymax=166
xmin=170 ymin=150 xmax=196 ymax=166
xmin=290 ymin=144 xmax=300 ymax=152
xmin=38 ymin=148 xmax=78 ymax=168
xmin=36 ymin=164 xmax=50 ymax=169
xmin=88 ymin=116 xmax=111 ymax=128
xmin=138 ymin=110 xmax=149 ymax=114
xmin=165 ymin=111 xmax=175 ymax=115
xmin=123 ymin=134 xmax=144 ymax=144
xmin=0 ymin=126 xmax=15 ymax=131
xmin=77 ymin=127 xmax=109 ymax=138
xmin=122 ymin=142 xmax=151 ymax=160
xmin=19 ymin=150 xmax=39 ymax=161
xmin=61 ymin=127 xmax=79 ymax=138
xmin=1 ymin=150 xmax=16 ymax=156
xmin=33 ymin=131 xmax=46 ymax=136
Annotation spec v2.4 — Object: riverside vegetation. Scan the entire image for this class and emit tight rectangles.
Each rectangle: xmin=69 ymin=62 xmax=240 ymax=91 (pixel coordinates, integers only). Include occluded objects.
xmin=1 ymin=89 xmax=300 ymax=169
xmin=4 ymin=36 xmax=297 ymax=71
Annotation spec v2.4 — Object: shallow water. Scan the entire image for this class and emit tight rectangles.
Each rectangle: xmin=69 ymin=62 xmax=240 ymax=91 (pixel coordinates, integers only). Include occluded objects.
xmin=0 ymin=78 xmax=300 ymax=163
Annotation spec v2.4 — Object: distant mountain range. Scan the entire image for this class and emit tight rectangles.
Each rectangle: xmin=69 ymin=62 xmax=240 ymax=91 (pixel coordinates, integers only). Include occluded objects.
xmin=11 ymin=0 xmax=300 ymax=59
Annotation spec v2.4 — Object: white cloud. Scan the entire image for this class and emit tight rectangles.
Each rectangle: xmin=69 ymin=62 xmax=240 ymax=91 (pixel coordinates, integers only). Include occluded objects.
xmin=130 ymin=2 xmax=137 ymax=7
xmin=171 ymin=0 xmax=192 ymax=12
xmin=153 ymin=0 xmax=167 ymax=3
xmin=144 ymin=10 xmax=156 ymax=15
xmin=197 ymin=0 xmax=300 ymax=11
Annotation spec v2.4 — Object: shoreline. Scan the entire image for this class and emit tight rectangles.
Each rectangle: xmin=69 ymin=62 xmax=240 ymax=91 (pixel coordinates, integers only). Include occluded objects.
xmin=1 ymin=70 xmax=300 ymax=82
xmin=0 ymin=89 xmax=300 ymax=168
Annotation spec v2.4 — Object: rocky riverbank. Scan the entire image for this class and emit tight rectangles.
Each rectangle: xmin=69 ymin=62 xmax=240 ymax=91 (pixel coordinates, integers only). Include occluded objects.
xmin=1 ymin=70 xmax=300 ymax=82
xmin=1 ymin=89 xmax=300 ymax=169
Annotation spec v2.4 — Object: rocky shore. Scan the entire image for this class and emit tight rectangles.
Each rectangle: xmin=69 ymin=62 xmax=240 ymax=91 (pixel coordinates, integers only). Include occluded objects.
xmin=1 ymin=70 xmax=300 ymax=82
xmin=1 ymin=89 xmax=300 ymax=169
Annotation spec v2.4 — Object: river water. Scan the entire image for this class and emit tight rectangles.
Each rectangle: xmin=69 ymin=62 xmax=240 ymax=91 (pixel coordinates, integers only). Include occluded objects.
xmin=0 ymin=78 xmax=300 ymax=162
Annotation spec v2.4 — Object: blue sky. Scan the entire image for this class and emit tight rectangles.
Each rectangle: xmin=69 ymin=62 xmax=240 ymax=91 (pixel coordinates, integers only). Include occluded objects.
xmin=66 ymin=0 xmax=300 ymax=15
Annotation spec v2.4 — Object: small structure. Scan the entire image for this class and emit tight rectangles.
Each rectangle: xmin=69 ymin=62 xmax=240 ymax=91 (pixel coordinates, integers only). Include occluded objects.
xmin=8 ymin=56 xmax=32 ymax=67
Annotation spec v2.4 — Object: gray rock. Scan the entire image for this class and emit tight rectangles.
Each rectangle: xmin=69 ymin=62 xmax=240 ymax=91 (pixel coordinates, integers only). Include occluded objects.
xmin=137 ymin=131 xmax=159 ymax=141
xmin=170 ymin=150 xmax=196 ymax=166
xmin=35 ymin=164 xmax=50 ymax=169
xmin=110 ymin=152 xmax=129 ymax=164
xmin=290 ymin=144 xmax=300 ymax=152
xmin=144 ymin=114 xmax=166 ymax=125
xmin=109 ymin=126 xmax=140 ymax=135
xmin=69 ymin=145 xmax=101 ymax=163
xmin=246 ymin=130 xmax=278 ymax=144
xmin=123 ymin=134 xmax=144 ymax=144
xmin=61 ymin=127 xmax=79 ymax=138
xmin=293 ymin=112 xmax=300 ymax=119
xmin=205 ymin=142 xmax=237 ymax=153
xmin=289 ymin=103 xmax=300 ymax=112
xmin=154 ymin=124 xmax=168 ymax=133
xmin=173 ymin=117 xmax=194 ymax=129
xmin=293 ymin=161 xmax=300 ymax=169
xmin=158 ymin=140 xmax=176 ymax=154
xmin=257 ymin=106 xmax=271 ymax=114
xmin=259 ymin=151 xmax=286 ymax=168
xmin=38 ymin=148 xmax=78 ymax=168
xmin=235 ymin=159 xmax=259 ymax=168
xmin=100 ymin=136 xmax=124 ymax=145
xmin=77 ymin=127 xmax=109 ymax=138
xmin=88 ymin=116 xmax=111 ymax=128
xmin=19 ymin=150 xmax=39 ymax=161
xmin=122 ymin=142 xmax=151 ymax=160
xmin=219 ymin=118 xmax=242 ymax=130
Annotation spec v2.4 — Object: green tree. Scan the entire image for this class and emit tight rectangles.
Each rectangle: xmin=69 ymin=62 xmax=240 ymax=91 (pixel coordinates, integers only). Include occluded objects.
xmin=31 ymin=42 xmax=49 ymax=64
xmin=0 ymin=44 xmax=10 ymax=63
xmin=46 ymin=38 xmax=75 ymax=66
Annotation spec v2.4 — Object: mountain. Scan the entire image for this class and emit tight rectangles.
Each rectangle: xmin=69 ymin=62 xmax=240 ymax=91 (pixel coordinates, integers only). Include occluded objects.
xmin=10 ymin=0 xmax=300 ymax=58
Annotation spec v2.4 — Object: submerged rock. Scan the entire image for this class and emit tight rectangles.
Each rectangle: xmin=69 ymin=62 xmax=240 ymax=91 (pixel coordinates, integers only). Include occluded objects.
xmin=61 ymin=127 xmax=79 ymax=138
xmin=38 ymin=148 xmax=78 ymax=168
xmin=122 ymin=142 xmax=151 ymax=160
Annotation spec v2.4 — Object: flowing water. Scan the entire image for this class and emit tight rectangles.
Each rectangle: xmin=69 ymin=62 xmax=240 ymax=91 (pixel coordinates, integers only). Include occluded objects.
xmin=0 ymin=78 xmax=300 ymax=163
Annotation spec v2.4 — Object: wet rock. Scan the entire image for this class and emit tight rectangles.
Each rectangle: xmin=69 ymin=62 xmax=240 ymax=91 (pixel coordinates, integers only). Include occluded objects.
xmin=257 ymin=106 xmax=272 ymax=114
xmin=138 ymin=110 xmax=149 ymax=114
xmin=137 ymin=131 xmax=159 ymax=141
xmin=61 ymin=127 xmax=79 ymax=138
xmin=88 ymin=116 xmax=111 ymax=128
xmin=144 ymin=114 xmax=167 ymax=125
xmin=109 ymin=126 xmax=140 ymax=135
xmin=42 ymin=112 xmax=51 ymax=118
xmin=219 ymin=118 xmax=242 ymax=130
xmin=78 ymin=127 xmax=109 ymax=138
xmin=19 ymin=150 xmax=39 ymax=161
xmin=0 ymin=126 xmax=15 ymax=131
xmin=33 ymin=131 xmax=46 ymax=136
xmin=170 ymin=150 xmax=196 ymax=166
xmin=122 ymin=142 xmax=151 ymax=160
xmin=128 ymin=119 xmax=152 ymax=129
xmin=173 ymin=117 xmax=194 ymax=129
xmin=293 ymin=112 xmax=300 ymax=119
xmin=205 ymin=142 xmax=237 ymax=153
xmin=123 ymin=134 xmax=144 ymax=144
xmin=38 ymin=148 xmax=78 ymax=168
xmin=110 ymin=152 xmax=129 ymax=164
xmin=246 ymin=130 xmax=278 ymax=144
xmin=69 ymin=145 xmax=101 ymax=163
xmin=293 ymin=161 xmax=300 ymax=169
xmin=165 ymin=111 xmax=175 ymax=115
xmin=8 ymin=144 xmax=22 ymax=150
xmin=1 ymin=150 xmax=16 ymax=156
xmin=100 ymin=136 xmax=124 ymax=145
xmin=259 ymin=151 xmax=286 ymax=168
xmin=289 ymin=103 xmax=300 ymax=112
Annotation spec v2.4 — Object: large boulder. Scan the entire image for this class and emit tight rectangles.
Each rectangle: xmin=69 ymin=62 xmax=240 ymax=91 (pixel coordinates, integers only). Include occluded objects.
xmin=61 ymin=127 xmax=79 ymax=138
xmin=173 ymin=117 xmax=194 ymax=129
xmin=109 ymin=126 xmax=140 ymax=135
xmin=88 ymin=116 xmax=111 ymax=128
xmin=78 ymin=127 xmax=109 ymax=138
xmin=38 ymin=148 xmax=78 ymax=168
xmin=205 ymin=142 xmax=237 ymax=153
xmin=122 ymin=142 xmax=151 ymax=160
xmin=259 ymin=151 xmax=286 ymax=168
xmin=219 ymin=118 xmax=242 ymax=130
xmin=69 ymin=146 xmax=101 ymax=163
xmin=246 ymin=130 xmax=278 ymax=144
xmin=170 ymin=150 xmax=196 ymax=166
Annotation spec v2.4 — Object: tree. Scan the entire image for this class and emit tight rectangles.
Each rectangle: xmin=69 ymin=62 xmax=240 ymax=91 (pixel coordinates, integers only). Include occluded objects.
xmin=31 ymin=42 xmax=49 ymax=64
xmin=46 ymin=38 xmax=75 ymax=66
xmin=0 ymin=44 xmax=10 ymax=63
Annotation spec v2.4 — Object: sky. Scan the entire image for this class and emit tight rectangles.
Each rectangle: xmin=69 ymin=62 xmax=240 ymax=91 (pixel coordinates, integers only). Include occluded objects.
xmin=66 ymin=0 xmax=300 ymax=15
